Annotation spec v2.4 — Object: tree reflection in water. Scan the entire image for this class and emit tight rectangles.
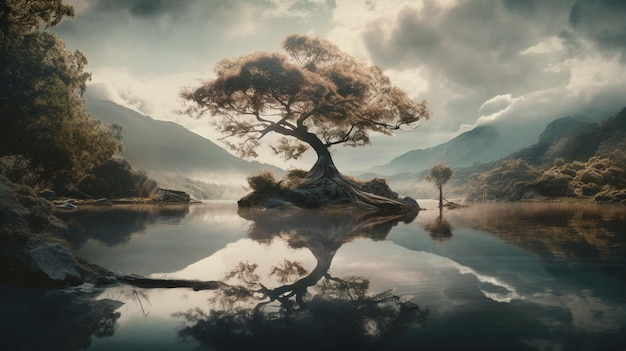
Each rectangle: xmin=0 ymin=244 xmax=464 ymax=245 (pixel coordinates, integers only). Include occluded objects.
xmin=424 ymin=208 xmax=453 ymax=243
xmin=174 ymin=209 xmax=427 ymax=350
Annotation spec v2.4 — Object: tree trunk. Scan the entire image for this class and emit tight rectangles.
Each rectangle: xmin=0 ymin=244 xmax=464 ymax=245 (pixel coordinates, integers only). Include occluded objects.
xmin=264 ymin=240 xmax=338 ymax=307
xmin=304 ymin=132 xmax=341 ymax=181
xmin=298 ymin=132 xmax=415 ymax=213
xmin=438 ymin=185 xmax=443 ymax=209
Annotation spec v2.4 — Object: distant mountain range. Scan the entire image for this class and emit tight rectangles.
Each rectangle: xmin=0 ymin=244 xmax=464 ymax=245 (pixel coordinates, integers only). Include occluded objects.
xmin=366 ymin=118 xmax=550 ymax=176
xmin=86 ymin=97 xmax=283 ymax=199
xmin=86 ymin=96 xmax=623 ymax=202
xmin=373 ymin=108 xmax=624 ymax=200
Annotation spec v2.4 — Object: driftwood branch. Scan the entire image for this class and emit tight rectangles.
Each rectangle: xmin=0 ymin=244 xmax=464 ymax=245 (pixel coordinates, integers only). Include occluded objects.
xmin=117 ymin=274 xmax=221 ymax=291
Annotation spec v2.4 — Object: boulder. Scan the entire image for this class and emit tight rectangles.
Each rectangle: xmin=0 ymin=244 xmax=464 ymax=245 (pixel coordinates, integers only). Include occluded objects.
xmin=0 ymin=177 xmax=99 ymax=287
xmin=38 ymin=189 xmax=56 ymax=200
xmin=23 ymin=237 xmax=92 ymax=285
xmin=400 ymin=196 xmax=421 ymax=210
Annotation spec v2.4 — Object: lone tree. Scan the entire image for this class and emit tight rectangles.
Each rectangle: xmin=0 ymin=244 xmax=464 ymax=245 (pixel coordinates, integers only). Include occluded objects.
xmin=181 ymin=34 xmax=430 ymax=211
xmin=426 ymin=163 xmax=453 ymax=209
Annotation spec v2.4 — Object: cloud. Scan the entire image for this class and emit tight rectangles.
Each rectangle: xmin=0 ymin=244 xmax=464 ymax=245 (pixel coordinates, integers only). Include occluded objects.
xmin=355 ymin=0 xmax=626 ymax=131
xmin=568 ymin=0 xmax=626 ymax=54
xmin=478 ymin=94 xmax=514 ymax=117
xmin=55 ymin=0 xmax=626 ymax=171
xmin=520 ymin=36 xmax=565 ymax=55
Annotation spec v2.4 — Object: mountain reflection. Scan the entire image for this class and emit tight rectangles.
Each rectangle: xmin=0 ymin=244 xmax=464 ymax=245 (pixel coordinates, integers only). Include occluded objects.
xmin=174 ymin=209 xmax=427 ymax=351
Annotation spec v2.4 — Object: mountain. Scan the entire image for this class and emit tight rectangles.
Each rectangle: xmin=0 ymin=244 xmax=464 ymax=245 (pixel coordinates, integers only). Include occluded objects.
xmin=377 ymin=109 xmax=625 ymax=201
xmin=367 ymin=117 xmax=547 ymax=176
xmin=507 ymin=109 xmax=626 ymax=168
xmin=508 ymin=116 xmax=595 ymax=165
xmin=86 ymin=97 xmax=283 ymax=199
xmin=462 ymin=107 xmax=626 ymax=203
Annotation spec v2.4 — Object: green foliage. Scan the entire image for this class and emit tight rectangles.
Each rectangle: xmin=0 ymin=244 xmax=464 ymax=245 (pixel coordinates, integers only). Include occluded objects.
xmin=0 ymin=0 xmax=122 ymax=188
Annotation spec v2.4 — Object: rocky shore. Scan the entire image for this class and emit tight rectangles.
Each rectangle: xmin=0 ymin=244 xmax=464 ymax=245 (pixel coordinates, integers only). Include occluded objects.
xmin=0 ymin=176 xmax=208 ymax=288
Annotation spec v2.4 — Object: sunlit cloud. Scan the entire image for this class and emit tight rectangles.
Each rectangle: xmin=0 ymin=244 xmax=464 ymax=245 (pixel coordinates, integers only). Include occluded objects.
xmin=520 ymin=36 xmax=565 ymax=55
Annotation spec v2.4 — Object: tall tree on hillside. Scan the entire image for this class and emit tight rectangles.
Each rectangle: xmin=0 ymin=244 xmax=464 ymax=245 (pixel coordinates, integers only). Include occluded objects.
xmin=181 ymin=34 xmax=429 ymax=211
xmin=426 ymin=163 xmax=453 ymax=209
xmin=0 ymin=0 xmax=122 ymax=186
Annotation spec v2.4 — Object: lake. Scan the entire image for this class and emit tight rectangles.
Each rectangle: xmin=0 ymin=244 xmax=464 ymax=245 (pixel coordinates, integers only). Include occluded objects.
xmin=2 ymin=201 xmax=626 ymax=350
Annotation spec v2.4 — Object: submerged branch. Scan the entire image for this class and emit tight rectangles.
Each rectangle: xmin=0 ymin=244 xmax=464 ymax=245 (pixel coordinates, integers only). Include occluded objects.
xmin=117 ymin=274 xmax=222 ymax=291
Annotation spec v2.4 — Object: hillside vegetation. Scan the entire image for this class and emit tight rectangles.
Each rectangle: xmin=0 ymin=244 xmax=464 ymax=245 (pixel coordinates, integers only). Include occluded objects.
xmin=465 ymin=108 xmax=626 ymax=204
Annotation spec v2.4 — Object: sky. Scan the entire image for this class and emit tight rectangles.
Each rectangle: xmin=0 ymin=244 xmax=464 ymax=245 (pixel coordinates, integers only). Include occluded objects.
xmin=55 ymin=0 xmax=626 ymax=172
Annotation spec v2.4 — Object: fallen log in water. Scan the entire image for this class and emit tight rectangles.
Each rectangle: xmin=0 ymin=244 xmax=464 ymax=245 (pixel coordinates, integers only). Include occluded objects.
xmin=118 ymin=274 xmax=221 ymax=291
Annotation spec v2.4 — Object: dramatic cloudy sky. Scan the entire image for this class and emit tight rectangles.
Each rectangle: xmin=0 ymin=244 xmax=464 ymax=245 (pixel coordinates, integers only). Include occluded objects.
xmin=55 ymin=0 xmax=626 ymax=171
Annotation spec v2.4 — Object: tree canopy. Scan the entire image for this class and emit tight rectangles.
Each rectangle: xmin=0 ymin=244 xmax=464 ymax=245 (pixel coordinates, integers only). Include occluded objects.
xmin=181 ymin=34 xmax=429 ymax=174
xmin=0 ymin=0 xmax=122 ymax=186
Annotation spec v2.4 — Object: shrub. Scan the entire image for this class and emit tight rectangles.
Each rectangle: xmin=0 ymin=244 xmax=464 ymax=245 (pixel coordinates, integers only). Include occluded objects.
xmin=576 ymin=168 xmax=603 ymax=186
xmin=247 ymin=171 xmax=278 ymax=194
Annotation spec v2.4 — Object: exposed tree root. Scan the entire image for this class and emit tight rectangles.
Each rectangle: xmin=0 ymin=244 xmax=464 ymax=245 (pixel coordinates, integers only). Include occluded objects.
xmin=244 ymin=158 xmax=420 ymax=213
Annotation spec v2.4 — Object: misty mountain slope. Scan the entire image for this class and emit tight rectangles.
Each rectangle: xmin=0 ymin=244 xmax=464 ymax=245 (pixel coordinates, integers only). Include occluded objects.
xmin=510 ymin=116 xmax=595 ymax=165
xmin=367 ymin=121 xmax=540 ymax=176
xmin=86 ymin=98 xmax=283 ymax=198
xmin=540 ymin=108 xmax=626 ymax=163
xmin=383 ymin=111 xmax=622 ymax=200
xmin=459 ymin=107 xmax=626 ymax=202
xmin=509 ymin=109 xmax=626 ymax=167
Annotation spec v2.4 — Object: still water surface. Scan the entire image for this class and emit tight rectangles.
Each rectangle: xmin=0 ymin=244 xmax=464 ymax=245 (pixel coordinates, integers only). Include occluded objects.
xmin=4 ymin=201 xmax=626 ymax=350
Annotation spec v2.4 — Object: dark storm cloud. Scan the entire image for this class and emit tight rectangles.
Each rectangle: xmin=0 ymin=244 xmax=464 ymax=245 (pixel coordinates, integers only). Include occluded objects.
xmin=77 ymin=0 xmax=331 ymax=21
xmin=568 ymin=0 xmax=626 ymax=53
xmin=364 ymin=0 xmax=571 ymax=90
xmin=71 ymin=0 xmax=242 ymax=25
xmin=94 ymin=0 xmax=188 ymax=18
xmin=361 ymin=0 xmax=576 ymax=128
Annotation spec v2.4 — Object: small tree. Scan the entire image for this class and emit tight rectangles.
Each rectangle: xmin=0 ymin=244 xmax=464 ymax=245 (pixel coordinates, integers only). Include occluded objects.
xmin=426 ymin=163 xmax=453 ymax=209
xmin=181 ymin=34 xmax=429 ymax=211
